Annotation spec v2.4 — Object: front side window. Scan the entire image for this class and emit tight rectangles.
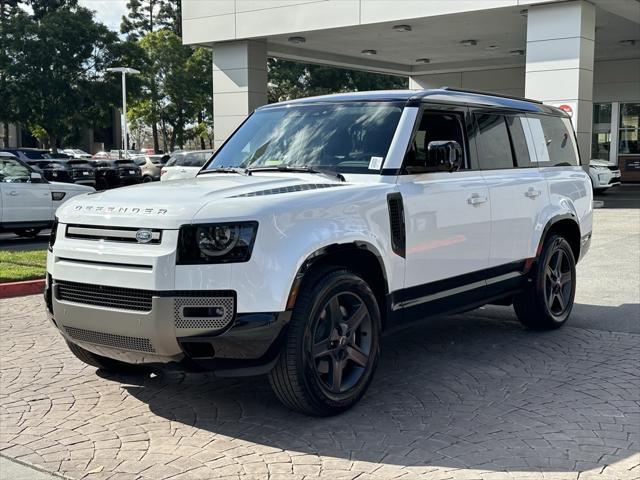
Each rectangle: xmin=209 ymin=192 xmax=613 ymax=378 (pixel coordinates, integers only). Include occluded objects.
xmin=404 ymin=110 xmax=466 ymax=173
xmin=0 ymin=158 xmax=31 ymax=182
xmin=206 ymin=102 xmax=404 ymax=174
xmin=619 ymin=103 xmax=640 ymax=155
xmin=527 ymin=114 xmax=579 ymax=166
xmin=475 ymin=113 xmax=515 ymax=170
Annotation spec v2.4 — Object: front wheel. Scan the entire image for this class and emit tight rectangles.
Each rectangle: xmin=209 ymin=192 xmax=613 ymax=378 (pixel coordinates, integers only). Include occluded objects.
xmin=269 ymin=267 xmax=381 ymax=416
xmin=514 ymin=234 xmax=576 ymax=330
xmin=142 ymin=175 xmax=154 ymax=183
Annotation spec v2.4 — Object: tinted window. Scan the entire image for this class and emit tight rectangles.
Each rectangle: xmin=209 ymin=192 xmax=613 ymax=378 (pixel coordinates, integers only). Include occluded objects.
xmin=405 ymin=111 xmax=466 ymax=172
xmin=475 ymin=114 xmax=514 ymax=169
xmin=527 ymin=114 xmax=579 ymax=166
xmin=505 ymin=115 xmax=535 ymax=167
xmin=0 ymin=158 xmax=31 ymax=182
xmin=21 ymin=150 xmax=48 ymax=160
xmin=182 ymin=152 xmax=207 ymax=167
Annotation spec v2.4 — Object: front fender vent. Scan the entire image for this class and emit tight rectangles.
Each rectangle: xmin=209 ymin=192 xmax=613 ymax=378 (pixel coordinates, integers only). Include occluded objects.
xmin=387 ymin=193 xmax=406 ymax=258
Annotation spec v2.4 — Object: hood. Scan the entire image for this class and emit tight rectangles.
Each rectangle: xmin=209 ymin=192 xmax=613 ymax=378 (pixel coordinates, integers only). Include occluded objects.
xmin=50 ymin=181 xmax=95 ymax=192
xmin=56 ymin=173 xmax=346 ymax=228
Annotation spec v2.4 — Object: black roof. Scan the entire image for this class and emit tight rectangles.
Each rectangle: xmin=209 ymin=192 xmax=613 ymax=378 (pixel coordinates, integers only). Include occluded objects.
xmin=259 ymin=87 xmax=566 ymax=116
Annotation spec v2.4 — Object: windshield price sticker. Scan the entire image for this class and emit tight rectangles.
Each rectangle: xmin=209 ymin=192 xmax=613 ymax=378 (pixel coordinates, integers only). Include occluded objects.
xmin=368 ymin=156 xmax=384 ymax=170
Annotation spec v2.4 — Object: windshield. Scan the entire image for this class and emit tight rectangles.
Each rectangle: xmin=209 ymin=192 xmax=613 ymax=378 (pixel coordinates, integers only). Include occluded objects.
xmin=205 ymin=102 xmax=403 ymax=174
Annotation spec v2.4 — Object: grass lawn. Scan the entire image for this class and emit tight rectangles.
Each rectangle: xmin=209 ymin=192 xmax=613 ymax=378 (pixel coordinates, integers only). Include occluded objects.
xmin=0 ymin=250 xmax=47 ymax=283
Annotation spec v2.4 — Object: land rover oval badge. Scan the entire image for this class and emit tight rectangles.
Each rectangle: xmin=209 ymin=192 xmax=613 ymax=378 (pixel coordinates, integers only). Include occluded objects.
xmin=135 ymin=229 xmax=153 ymax=243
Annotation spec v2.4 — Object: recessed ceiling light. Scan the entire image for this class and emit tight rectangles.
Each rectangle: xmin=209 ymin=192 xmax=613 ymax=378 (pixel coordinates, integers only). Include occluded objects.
xmin=619 ymin=39 xmax=637 ymax=46
xmin=288 ymin=36 xmax=306 ymax=44
xmin=460 ymin=39 xmax=478 ymax=47
xmin=361 ymin=49 xmax=377 ymax=55
xmin=509 ymin=49 xmax=525 ymax=56
xmin=485 ymin=45 xmax=499 ymax=50
xmin=393 ymin=24 xmax=412 ymax=32
xmin=415 ymin=58 xmax=430 ymax=64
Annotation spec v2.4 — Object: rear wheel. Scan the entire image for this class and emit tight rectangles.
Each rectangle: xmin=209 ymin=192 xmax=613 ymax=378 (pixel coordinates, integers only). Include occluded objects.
xmin=269 ymin=267 xmax=381 ymax=416
xmin=514 ymin=234 xmax=576 ymax=330
xmin=13 ymin=228 xmax=41 ymax=238
xmin=142 ymin=175 xmax=153 ymax=183
xmin=66 ymin=341 xmax=140 ymax=373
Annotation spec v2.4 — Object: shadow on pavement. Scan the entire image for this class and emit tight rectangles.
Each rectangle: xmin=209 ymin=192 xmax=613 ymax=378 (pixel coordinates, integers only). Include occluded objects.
xmin=117 ymin=313 xmax=639 ymax=473
xmin=594 ymin=184 xmax=640 ymax=209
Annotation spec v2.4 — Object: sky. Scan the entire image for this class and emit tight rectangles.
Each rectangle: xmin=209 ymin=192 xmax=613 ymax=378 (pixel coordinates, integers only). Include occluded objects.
xmin=79 ymin=0 xmax=128 ymax=32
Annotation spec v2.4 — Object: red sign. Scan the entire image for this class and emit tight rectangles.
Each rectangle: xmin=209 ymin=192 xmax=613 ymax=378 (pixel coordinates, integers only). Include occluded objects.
xmin=558 ymin=104 xmax=574 ymax=117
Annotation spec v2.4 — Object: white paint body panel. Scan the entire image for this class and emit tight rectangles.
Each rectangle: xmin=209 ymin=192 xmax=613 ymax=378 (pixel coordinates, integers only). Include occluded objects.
xmin=160 ymin=166 xmax=201 ymax=181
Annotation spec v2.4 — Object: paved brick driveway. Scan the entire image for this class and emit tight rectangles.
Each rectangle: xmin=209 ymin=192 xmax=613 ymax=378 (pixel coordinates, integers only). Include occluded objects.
xmin=1 ymin=294 xmax=638 ymax=480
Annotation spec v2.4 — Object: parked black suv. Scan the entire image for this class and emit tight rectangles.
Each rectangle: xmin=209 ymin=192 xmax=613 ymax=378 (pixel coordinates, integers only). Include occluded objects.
xmin=90 ymin=158 xmax=142 ymax=190
xmin=0 ymin=149 xmax=96 ymax=186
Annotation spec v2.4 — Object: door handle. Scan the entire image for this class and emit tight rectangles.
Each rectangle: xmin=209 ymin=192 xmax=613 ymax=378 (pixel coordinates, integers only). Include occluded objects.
xmin=8 ymin=190 xmax=18 ymax=196
xmin=467 ymin=193 xmax=488 ymax=206
xmin=525 ymin=188 xmax=541 ymax=199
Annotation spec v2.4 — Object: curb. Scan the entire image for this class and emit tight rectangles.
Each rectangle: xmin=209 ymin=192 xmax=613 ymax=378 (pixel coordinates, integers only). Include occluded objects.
xmin=0 ymin=279 xmax=45 ymax=299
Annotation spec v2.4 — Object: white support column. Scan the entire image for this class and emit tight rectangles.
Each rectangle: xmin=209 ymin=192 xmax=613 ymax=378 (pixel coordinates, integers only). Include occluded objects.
xmin=212 ymin=40 xmax=268 ymax=150
xmin=525 ymin=0 xmax=595 ymax=164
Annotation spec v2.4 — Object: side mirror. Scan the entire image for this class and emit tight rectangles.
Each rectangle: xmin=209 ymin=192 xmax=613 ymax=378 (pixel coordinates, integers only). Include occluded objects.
xmin=30 ymin=171 xmax=43 ymax=182
xmin=426 ymin=140 xmax=463 ymax=172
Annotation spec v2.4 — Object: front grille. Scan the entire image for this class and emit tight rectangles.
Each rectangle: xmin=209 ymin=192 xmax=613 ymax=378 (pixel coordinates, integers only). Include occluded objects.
xmin=174 ymin=296 xmax=235 ymax=330
xmin=65 ymin=326 xmax=155 ymax=352
xmin=56 ymin=280 xmax=153 ymax=312
xmin=65 ymin=224 xmax=162 ymax=244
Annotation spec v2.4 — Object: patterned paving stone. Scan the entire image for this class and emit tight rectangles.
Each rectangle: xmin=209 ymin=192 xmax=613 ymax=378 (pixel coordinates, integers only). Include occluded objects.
xmin=0 ymin=295 xmax=639 ymax=480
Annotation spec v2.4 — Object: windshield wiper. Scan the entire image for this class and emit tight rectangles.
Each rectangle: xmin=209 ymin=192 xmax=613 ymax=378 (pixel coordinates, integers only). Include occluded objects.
xmin=247 ymin=165 xmax=345 ymax=182
xmin=199 ymin=167 xmax=249 ymax=176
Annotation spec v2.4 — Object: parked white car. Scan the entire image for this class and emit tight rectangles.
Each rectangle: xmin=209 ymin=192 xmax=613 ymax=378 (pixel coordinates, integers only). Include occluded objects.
xmin=0 ymin=152 xmax=94 ymax=237
xmin=160 ymin=150 xmax=213 ymax=181
xmin=62 ymin=149 xmax=92 ymax=159
xmin=46 ymin=89 xmax=592 ymax=415
xmin=588 ymin=159 xmax=621 ymax=193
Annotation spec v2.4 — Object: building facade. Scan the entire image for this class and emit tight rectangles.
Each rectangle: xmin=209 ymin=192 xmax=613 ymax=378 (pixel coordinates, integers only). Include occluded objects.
xmin=181 ymin=0 xmax=640 ymax=181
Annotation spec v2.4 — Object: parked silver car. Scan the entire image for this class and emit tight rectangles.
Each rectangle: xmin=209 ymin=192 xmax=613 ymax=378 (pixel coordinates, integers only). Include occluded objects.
xmin=133 ymin=154 xmax=170 ymax=182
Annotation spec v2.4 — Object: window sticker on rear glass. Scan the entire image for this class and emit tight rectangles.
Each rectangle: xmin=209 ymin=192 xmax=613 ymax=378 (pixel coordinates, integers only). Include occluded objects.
xmin=527 ymin=117 xmax=551 ymax=163
xmin=368 ymin=156 xmax=383 ymax=170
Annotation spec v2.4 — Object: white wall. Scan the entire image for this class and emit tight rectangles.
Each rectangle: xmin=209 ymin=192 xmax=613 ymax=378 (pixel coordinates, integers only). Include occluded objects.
xmin=409 ymin=67 xmax=525 ymax=97
xmin=593 ymin=58 xmax=640 ymax=103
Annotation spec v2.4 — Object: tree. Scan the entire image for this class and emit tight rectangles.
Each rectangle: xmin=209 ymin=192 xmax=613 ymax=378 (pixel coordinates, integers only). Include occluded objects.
xmin=267 ymin=58 xmax=408 ymax=103
xmin=5 ymin=5 xmax=125 ymax=152
xmin=132 ymin=29 xmax=211 ymax=151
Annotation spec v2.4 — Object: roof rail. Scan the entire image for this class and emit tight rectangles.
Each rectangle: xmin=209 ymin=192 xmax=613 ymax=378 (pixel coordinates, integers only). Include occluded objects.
xmin=440 ymin=86 xmax=543 ymax=105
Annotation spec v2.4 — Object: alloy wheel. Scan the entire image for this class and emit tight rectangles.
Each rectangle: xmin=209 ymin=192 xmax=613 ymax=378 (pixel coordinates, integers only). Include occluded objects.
xmin=308 ymin=292 xmax=373 ymax=394
xmin=544 ymin=248 xmax=573 ymax=316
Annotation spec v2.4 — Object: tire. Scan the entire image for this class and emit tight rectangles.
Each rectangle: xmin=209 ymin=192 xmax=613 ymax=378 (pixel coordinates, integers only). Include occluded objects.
xmin=514 ymin=234 xmax=576 ymax=330
xmin=268 ymin=267 xmax=381 ymax=416
xmin=66 ymin=341 xmax=140 ymax=373
xmin=142 ymin=175 xmax=153 ymax=183
xmin=13 ymin=228 xmax=41 ymax=238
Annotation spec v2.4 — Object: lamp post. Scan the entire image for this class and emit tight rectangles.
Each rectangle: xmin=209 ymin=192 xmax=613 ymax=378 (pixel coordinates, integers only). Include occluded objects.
xmin=106 ymin=67 xmax=140 ymax=155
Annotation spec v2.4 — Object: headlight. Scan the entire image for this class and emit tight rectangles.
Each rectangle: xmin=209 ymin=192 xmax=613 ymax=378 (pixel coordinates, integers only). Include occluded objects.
xmin=49 ymin=217 xmax=59 ymax=251
xmin=177 ymin=222 xmax=258 ymax=264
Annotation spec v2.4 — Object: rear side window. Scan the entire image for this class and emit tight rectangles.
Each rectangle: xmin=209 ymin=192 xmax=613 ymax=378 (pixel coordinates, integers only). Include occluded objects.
xmin=505 ymin=115 xmax=535 ymax=167
xmin=182 ymin=153 xmax=207 ymax=167
xmin=526 ymin=114 xmax=579 ymax=166
xmin=474 ymin=113 xmax=514 ymax=170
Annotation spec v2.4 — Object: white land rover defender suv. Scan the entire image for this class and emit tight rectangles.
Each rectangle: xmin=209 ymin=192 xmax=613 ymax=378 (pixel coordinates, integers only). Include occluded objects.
xmin=46 ymin=88 xmax=592 ymax=416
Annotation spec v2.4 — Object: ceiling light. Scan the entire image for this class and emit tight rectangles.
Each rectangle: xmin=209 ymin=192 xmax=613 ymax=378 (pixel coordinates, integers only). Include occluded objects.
xmin=619 ymin=39 xmax=637 ymax=46
xmin=460 ymin=39 xmax=478 ymax=47
xmin=361 ymin=49 xmax=377 ymax=55
xmin=509 ymin=49 xmax=525 ymax=56
xmin=415 ymin=58 xmax=430 ymax=64
xmin=288 ymin=36 xmax=306 ymax=44
xmin=393 ymin=24 xmax=412 ymax=32
xmin=485 ymin=45 xmax=499 ymax=50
